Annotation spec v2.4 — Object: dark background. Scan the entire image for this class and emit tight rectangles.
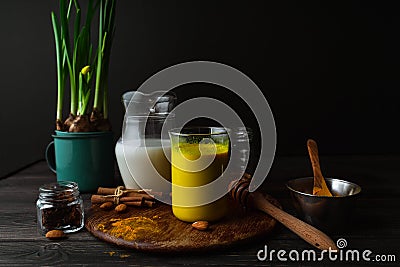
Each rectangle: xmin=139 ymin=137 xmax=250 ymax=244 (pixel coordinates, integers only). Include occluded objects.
xmin=0 ymin=0 xmax=399 ymax=177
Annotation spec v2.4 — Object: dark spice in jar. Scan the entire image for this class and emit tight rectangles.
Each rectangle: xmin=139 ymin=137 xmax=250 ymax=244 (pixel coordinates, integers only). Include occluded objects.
xmin=41 ymin=203 xmax=82 ymax=229
xmin=37 ymin=181 xmax=84 ymax=235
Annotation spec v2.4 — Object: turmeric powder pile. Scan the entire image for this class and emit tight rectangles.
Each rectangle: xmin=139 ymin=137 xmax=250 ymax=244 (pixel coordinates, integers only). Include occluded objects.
xmin=97 ymin=216 xmax=160 ymax=241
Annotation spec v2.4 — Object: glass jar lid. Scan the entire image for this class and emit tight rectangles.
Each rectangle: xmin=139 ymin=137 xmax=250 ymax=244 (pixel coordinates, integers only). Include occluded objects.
xmin=38 ymin=181 xmax=80 ymax=202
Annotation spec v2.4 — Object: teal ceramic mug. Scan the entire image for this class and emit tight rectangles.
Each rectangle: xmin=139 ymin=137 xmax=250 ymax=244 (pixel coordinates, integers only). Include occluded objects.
xmin=46 ymin=131 xmax=115 ymax=192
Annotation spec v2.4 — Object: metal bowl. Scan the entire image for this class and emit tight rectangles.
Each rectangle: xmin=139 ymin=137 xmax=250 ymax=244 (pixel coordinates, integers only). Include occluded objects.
xmin=286 ymin=177 xmax=361 ymax=233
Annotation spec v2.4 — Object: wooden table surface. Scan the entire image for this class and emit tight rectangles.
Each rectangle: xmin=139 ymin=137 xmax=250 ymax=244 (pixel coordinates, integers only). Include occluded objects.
xmin=0 ymin=155 xmax=399 ymax=266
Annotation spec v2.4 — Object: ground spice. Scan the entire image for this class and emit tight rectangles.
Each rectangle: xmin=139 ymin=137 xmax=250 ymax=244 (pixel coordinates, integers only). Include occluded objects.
xmin=97 ymin=216 xmax=160 ymax=241
xmin=103 ymin=251 xmax=130 ymax=258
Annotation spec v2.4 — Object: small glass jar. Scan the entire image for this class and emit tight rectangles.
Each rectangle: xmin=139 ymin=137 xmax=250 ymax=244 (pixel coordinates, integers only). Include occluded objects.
xmin=36 ymin=181 xmax=84 ymax=235
xmin=231 ymin=127 xmax=253 ymax=173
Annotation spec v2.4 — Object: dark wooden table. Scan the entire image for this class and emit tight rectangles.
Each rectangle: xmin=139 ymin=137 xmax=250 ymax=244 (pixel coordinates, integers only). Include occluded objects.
xmin=1 ymin=155 xmax=399 ymax=266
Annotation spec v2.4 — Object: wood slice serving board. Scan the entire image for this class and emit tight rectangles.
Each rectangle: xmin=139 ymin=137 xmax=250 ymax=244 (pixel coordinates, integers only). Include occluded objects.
xmin=85 ymin=196 xmax=281 ymax=253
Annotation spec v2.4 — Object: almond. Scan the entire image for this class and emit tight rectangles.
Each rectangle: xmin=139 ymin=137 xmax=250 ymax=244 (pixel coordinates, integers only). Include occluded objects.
xmin=192 ymin=221 xmax=209 ymax=231
xmin=45 ymin=229 xmax=66 ymax=240
xmin=115 ymin=203 xmax=127 ymax=213
xmin=100 ymin=202 xmax=114 ymax=210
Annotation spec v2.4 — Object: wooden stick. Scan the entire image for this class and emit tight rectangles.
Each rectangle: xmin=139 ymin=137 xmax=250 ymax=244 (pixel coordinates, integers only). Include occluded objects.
xmin=307 ymin=139 xmax=333 ymax=196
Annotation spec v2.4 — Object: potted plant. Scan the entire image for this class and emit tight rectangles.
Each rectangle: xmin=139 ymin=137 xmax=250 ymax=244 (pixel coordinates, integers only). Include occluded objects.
xmin=46 ymin=0 xmax=116 ymax=192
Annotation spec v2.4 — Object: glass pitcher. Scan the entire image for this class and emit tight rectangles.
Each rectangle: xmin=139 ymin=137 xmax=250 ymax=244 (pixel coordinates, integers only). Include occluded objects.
xmin=115 ymin=91 xmax=176 ymax=193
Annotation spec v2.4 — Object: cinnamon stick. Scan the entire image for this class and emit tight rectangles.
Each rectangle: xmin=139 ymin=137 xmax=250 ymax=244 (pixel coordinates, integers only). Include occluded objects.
xmin=124 ymin=200 xmax=155 ymax=207
xmin=93 ymin=187 xmax=161 ymax=208
xmin=143 ymin=200 xmax=155 ymax=207
xmin=92 ymin=195 xmax=150 ymax=203
xmin=120 ymin=196 xmax=145 ymax=202
xmin=124 ymin=201 xmax=144 ymax=207
xmin=123 ymin=199 xmax=156 ymax=207
xmin=125 ymin=200 xmax=155 ymax=207
xmin=91 ymin=195 xmax=113 ymax=204
xmin=124 ymin=192 xmax=156 ymax=200
xmin=96 ymin=187 xmax=161 ymax=198
xmin=97 ymin=187 xmax=119 ymax=195
xmin=91 ymin=194 xmax=157 ymax=206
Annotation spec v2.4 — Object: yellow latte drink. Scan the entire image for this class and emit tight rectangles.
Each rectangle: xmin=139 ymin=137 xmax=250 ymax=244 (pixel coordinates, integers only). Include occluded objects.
xmin=169 ymin=127 xmax=229 ymax=222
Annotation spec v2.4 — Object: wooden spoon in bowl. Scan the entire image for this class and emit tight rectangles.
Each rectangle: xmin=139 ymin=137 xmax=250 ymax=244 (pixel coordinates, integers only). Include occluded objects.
xmin=307 ymin=139 xmax=333 ymax=196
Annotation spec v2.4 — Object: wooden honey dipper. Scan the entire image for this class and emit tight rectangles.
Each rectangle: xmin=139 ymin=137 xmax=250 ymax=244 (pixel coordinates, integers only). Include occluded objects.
xmin=229 ymin=175 xmax=338 ymax=251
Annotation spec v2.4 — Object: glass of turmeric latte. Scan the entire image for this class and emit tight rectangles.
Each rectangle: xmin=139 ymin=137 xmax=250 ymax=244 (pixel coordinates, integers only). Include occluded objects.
xmin=169 ymin=127 xmax=229 ymax=222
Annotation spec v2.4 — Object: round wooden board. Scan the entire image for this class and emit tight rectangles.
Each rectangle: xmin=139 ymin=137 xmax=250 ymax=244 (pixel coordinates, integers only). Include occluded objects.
xmin=85 ymin=195 xmax=281 ymax=253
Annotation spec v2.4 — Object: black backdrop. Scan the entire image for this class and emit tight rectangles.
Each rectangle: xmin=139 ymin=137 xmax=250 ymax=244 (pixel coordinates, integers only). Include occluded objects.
xmin=0 ymin=0 xmax=399 ymax=176
xmin=109 ymin=0 xmax=400 ymax=156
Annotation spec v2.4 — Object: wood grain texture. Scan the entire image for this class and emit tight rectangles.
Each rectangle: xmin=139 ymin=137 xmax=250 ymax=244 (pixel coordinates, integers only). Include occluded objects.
xmin=85 ymin=196 xmax=281 ymax=252
xmin=1 ymin=158 xmax=400 ymax=266
xmin=307 ymin=139 xmax=333 ymax=196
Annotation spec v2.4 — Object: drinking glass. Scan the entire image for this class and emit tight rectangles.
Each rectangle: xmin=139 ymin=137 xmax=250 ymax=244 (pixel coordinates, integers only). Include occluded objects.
xmin=169 ymin=127 xmax=230 ymax=222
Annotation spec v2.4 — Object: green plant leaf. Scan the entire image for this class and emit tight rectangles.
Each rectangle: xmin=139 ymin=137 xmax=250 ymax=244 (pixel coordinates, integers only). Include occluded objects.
xmin=82 ymin=88 xmax=92 ymax=115
xmin=60 ymin=0 xmax=71 ymax=56
xmin=51 ymin=0 xmax=116 ymax=123
xmin=73 ymin=8 xmax=81 ymax=51
xmin=51 ymin=12 xmax=64 ymax=121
